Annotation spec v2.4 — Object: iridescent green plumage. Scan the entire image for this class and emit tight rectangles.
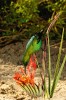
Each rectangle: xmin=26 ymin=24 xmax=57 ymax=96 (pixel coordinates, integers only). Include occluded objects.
xmin=22 ymin=30 xmax=43 ymax=67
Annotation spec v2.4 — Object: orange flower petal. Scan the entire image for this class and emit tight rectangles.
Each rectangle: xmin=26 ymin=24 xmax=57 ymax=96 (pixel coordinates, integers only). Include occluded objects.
xmin=14 ymin=72 xmax=35 ymax=85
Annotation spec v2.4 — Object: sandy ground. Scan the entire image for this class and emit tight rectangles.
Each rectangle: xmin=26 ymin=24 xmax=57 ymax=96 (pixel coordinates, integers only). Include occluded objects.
xmin=0 ymin=41 xmax=66 ymax=100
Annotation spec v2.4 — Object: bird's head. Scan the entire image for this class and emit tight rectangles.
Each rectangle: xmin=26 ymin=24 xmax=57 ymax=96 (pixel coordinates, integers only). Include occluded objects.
xmin=36 ymin=29 xmax=44 ymax=40
xmin=34 ymin=29 xmax=44 ymax=43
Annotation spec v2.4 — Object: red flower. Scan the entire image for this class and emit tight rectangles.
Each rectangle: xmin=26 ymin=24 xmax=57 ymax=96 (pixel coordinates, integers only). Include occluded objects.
xmin=27 ymin=55 xmax=37 ymax=71
xmin=14 ymin=72 xmax=34 ymax=85
xmin=14 ymin=55 xmax=37 ymax=86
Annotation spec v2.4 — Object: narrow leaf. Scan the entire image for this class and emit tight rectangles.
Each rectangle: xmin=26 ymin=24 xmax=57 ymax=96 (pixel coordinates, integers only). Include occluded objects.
xmin=50 ymin=28 xmax=65 ymax=97
xmin=54 ymin=28 xmax=64 ymax=76
xmin=28 ymin=84 xmax=37 ymax=96
xmin=33 ymin=84 xmax=39 ymax=95
xmin=50 ymin=55 xmax=66 ymax=97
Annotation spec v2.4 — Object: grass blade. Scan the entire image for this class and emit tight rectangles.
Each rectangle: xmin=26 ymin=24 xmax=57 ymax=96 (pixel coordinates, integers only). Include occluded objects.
xmin=50 ymin=28 xmax=65 ymax=97
xmin=54 ymin=28 xmax=64 ymax=76
xmin=50 ymin=55 xmax=66 ymax=97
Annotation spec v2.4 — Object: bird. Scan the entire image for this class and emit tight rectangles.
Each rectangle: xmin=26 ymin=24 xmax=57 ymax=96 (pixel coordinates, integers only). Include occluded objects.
xmin=22 ymin=29 xmax=44 ymax=69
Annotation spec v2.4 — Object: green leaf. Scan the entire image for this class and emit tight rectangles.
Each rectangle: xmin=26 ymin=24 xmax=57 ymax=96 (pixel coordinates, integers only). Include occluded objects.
xmin=50 ymin=28 xmax=65 ymax=98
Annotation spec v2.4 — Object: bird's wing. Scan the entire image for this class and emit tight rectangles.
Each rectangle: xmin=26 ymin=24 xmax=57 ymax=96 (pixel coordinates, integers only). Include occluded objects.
xmin=26 ymin=35 xmax=35 ymax=49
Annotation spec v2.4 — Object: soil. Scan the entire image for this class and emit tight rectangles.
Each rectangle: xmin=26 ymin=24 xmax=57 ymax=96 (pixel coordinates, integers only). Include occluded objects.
xmin=0 ymin=40 xmax=66 ymax=100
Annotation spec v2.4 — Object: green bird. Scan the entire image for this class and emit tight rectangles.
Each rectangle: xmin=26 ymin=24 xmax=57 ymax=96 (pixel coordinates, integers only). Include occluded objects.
xmin=22 ymin=29 xmax=44 ymax=68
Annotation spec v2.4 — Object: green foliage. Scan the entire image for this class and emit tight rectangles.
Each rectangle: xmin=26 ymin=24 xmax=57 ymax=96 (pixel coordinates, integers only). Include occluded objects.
xmin=0 ymin=0 xmax=66 ymax=39
xmin=50 ymin=28 xmax=66 ymax=97
xmin=41 ymin=27 xmax=66 ymax=98
xmin=13 ymin=0 xmax=38 ymax=23
xmin=0 ymin=0 xmax=39 ymax=36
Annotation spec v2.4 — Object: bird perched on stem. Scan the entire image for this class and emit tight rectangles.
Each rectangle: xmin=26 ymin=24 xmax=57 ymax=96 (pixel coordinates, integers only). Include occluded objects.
xmin=22 ymin=29 xmax=44 ymax=71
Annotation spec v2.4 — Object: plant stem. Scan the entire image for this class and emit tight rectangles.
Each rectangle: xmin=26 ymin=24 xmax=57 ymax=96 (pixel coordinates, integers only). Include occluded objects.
xmin=47 ymin=32 xmax=51 ymax=95
xmin=45 ymin=11 xmax=62 ymax=97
